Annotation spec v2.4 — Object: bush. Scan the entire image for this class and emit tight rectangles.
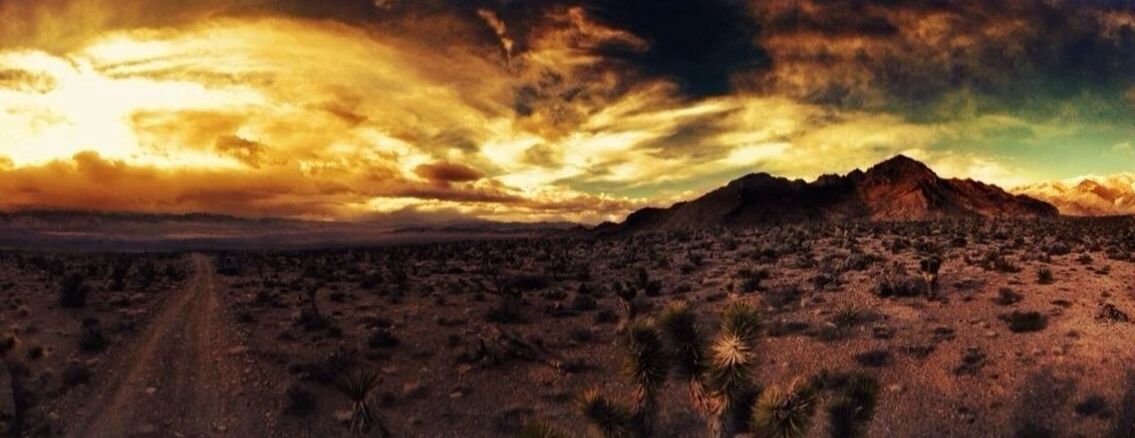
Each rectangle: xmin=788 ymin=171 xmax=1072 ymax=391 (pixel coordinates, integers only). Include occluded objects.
xmin=60 ymin=273 xmax=89 ymax=308
xmin=283 ymin=384 xmax=316 ymax=416
xmin=367 ymin=328 xmax=400 ymax=349
xmin=999 ymin=311 xmax=1048 ymax=333
xmin=1036 ymin=267 xmax=1054 ymax=284
xmin=853 ymin=349 xmax=890 ymax=367
xmin=993 ymin=288 xmax=1023 ymax=306
xmin=79 ymin=318 xmax=108 ymax=352
xmin=62 ymin=360 xmax=92 ymax=387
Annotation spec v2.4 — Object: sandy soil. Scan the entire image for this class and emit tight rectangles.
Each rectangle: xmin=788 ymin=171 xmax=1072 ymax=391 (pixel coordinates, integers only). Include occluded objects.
xmin=67 ymin=254 xmax=275 ymax=437
xmin=1 ymin=218 xmax=1133 ymax=437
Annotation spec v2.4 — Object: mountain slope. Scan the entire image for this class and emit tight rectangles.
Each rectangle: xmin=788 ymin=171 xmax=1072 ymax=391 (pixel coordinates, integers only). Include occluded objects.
xmin=600 ymin=155 xmax=1058 ymax=232
xmin=1014 ymin=174 xmax=1135 ymax=216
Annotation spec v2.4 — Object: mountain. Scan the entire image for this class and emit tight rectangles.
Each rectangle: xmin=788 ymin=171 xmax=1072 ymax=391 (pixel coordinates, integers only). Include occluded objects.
xmin=1014 ymin=174 xmax=1135 ymax=216
xmin=0 ymin=209 xmax=566 ymax=251
xmin=597 ymin=155 xmax=1058 ymax=233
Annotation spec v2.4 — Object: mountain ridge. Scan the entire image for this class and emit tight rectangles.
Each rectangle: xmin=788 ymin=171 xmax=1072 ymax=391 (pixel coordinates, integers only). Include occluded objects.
xmin=1014 ymin=173 xmax=1135 ymax=216
xmin=597 ymin=155 xmax=1059 ymax=233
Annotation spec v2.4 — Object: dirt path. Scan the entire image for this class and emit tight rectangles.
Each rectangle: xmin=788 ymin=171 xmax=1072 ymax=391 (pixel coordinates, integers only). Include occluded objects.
xmin=70 ymin=253 xmax=275 ymax=437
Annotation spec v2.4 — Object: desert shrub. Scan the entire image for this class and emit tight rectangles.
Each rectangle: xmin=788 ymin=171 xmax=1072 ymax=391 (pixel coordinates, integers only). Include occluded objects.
xmin=826 ymin=374 xmax=879 ymax=438
xmin=1036 ymin=267 xmax=1054 ymax=284
xmin=999 ymin=311 xmax=1048 ymax=333
xmin=873 ymin=271 xmax=923 ymax=298
xmin=1046 ymin=242 xmax=1070 ymax=256
xmin=953 ymin=347 xmax=986 ymax=375
xmin=283 ymin=384 xmax=316 ymax=416
xmin=768 ymin=320 xmax=811 ymax=337
xmin=853 ymin=349 xmax=890 ymax=367
xmin=1096 ymin=303 xmax=1130 ymax=323
xmin=570 ymin=294 xmax=597 ymax=312
xmin=594 ymin=307 xmax=619 ymax=324
xmin=62 ymin=360 xmax=92 ymax=387
xmin=509 ymin=274 xmax=551 ymax=292
xmin=763 ymin=284 xmax=804 ymax=309
xmin=367 ymin=329 xmax=400 ymax=349
xmin=79 ymin=318 xmax=108 ymax=352
xmin=993 ymin=288 xmax=1023 ymax=306
xmin=1074 ymin=395 xmax=1108 ymax=417
xmin=60 ymin=273 xmax=89 ymax=308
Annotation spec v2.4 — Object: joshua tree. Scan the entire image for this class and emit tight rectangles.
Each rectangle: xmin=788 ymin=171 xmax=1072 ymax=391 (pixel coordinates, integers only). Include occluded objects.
xmin=825 ymin=374 xmax=879 ymax=438
xmin=659 ymin=301 xmax=763 ymax=438
xmin=579 ymin=389 xmax=633 ymax=438
xmin=335 ymin=369 xmax=389 ymax=438
xmin=614 ymin=282 xmax=639 ymax=333
xmin=752 ymin=378 xmax=818 ymax=438
xmin=0 ymin=335 xmax=32 ymax=437
xmin=577 ymin=319 xmax=669 ymax=438
xmin=918 ymin=256 xmax=942 ymax=298
xmin=625 ymin=321 xmax=669 ymax=437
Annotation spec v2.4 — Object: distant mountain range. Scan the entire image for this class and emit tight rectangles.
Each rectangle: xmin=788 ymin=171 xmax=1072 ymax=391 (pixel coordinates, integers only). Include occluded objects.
xmin=595 ymin=155 xmax=1059 ymax=233
xmin=1014 ymin=174 xmax=1135 ymax=216
xmin=0 ymin=209 xmax=571 ymax=251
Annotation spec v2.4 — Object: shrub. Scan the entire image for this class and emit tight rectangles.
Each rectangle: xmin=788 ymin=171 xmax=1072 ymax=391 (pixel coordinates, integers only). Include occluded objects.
xmin=1036 ymin=267 xmax=1054 ymax=284
xmin=79 ymin=318 xmax=108 ymax=352
xmin=60 ymin=273 xmax=89 ymax=308
xmin=283 ymin=384 xmax=316 ymax=416
xmin=993 ymin=288 xmax=1023 ymax=306
xmin=367 ymin=329 xmax=400 ymax=349
xmin=853 ymin=349 xmax=890 ymax=367
xmin=999 ymin=311 xmax=1048 ymax=333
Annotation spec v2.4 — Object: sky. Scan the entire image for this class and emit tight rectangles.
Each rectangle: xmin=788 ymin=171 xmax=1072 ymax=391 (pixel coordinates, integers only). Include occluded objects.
xmin=0 ymin=0 xmax=1132 ymax=223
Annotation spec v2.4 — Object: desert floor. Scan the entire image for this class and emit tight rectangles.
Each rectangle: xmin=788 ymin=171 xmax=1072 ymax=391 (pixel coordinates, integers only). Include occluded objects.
xmin=0 ymin=219 xmax=1133 ymax=437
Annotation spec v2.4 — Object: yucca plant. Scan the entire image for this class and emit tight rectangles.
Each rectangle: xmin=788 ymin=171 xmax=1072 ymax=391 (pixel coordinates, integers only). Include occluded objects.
xmin=658 ymin=302 xmax=712 ymax=418
xmin=335 ymin=369 xmax=389 ymax=437
xmin=625 ymin=321 xmax=669 ymax=437
xmin=753 ymin=378 xmax=819 ymax=438
xmin=825 ymin=374 xmax=879 ymax=438
xmin=579 ymin=389 xmax=633 ymax=438
xmin=659 ymin=301 xmax=763 ymax=437
xmin=918 ymin=256 xmax=942 ymax=298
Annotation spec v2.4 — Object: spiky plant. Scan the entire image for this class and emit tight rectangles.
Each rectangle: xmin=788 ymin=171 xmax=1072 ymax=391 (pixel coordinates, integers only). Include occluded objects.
xmin=579 ymin=389 xmax=633 ymax=438
xmin=625 ymin=321 xmax=669 ymax=437
xmin=518 ymin=420 xmax=569 ymax=438
xmin=826 ymin=374 xmax=879 ymax=438
xmin=615 ymin=282 xmax=639 ymax=333
xmin=752 ymin=379 xmax=818 ymax=438
xmin=658 ymin=302 xmax=717 ymax=431
xmin=335 ymin=369 xmax=389 ymax=438
xmin=707 ymin=332 xmax=758 ymax=438
xmin=918 ymin=256 xmax=942 ymax=298
xmin=720 ymin=301 xmax=762 ymax=343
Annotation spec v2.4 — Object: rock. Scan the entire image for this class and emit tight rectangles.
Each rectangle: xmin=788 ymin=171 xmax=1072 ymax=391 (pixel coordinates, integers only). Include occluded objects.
xmin=334 ymin=409 xmax=353 ymax=423
xmin=145 ymin=386 xmax=157 ymax=395
xmin=402 ymin=381 xmax=426 ymax=399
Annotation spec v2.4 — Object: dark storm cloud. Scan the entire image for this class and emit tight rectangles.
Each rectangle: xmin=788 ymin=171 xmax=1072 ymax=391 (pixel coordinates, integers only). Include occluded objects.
xmin=748 ymin=0 xmax=1135 ymax=120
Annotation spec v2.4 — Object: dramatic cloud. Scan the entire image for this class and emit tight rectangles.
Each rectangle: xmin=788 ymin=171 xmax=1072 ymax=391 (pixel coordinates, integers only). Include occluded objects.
xmin=0 ymin=0 xmax=1132 ymax=222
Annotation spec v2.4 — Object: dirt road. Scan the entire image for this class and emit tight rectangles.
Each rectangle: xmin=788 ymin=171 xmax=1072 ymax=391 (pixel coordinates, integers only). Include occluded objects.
xmin=70 ymin=254 xmax=275 ymax=437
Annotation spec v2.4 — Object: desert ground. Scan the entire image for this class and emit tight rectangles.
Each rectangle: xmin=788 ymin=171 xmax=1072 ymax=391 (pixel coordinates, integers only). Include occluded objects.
xmin=0 ymin=218 xmax=1133 ymax=437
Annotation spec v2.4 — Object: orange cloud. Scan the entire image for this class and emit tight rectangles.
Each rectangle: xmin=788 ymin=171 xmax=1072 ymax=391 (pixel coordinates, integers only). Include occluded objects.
xmin=414 ymin=162 xmax=484 ymax=184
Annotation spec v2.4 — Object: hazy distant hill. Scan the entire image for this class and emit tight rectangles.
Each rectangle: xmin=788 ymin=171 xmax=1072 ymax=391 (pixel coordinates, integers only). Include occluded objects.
xmin=1015 ymin=174 xmax=1135 ymax=216
xmin=0 ymin=209 xmax=567 ymax=251
xmin=597 ymin=155 xmax=1058 ymax=233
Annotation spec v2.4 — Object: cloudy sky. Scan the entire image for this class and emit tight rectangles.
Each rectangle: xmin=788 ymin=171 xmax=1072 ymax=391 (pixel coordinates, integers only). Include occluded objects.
xmin=0 ymin=0 xmax=1132 ymax=222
